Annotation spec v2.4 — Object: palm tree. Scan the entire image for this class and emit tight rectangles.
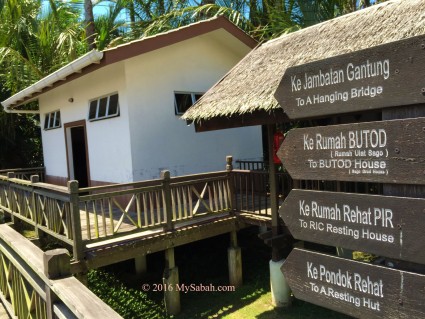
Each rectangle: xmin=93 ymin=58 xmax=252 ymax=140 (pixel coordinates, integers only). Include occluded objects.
xmin=84 ymin=0 xmax=96 ymax=49
xmin=0 ymin=0 xmax=86 ymax=168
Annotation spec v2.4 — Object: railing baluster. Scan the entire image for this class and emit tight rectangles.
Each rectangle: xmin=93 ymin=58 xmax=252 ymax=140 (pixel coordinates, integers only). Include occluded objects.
xmin=177 ymin=187 xmax=182 ymax=221
xmin=187 ymin=186 xmax=193 ymax=218
xmin=93 ymin=200 xmax=99 ymax=238
xmin=155 ymin=191 xmax=161 ymax=224
xmin=171 ymin=189 xmax=177 ymax=221
xmin=161 ymin=171 xmax=173 ymax=230
xmin=142 ymin=193 xmax=148 ymax=227
xmin=149 ymin=193 xmax=155 ymax=226
xmin=109 ymin=198 xmax=114 ymax=235
xmin=182 ymin=186 xmax=188 ymax=219
xmin=101 ymin=199 xmax=107 ymax=237
xmin=136 ymin=194 xmax=142 ymax=228
xmin=208 ymin=184 xmax=213 ymax=213
xmin=85 ymin=202 xmax=91 ymax=240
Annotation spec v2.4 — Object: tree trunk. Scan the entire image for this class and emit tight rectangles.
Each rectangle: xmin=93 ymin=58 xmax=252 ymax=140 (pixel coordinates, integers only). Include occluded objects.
xmin=84 ymin=0 xmax=96 ymax=50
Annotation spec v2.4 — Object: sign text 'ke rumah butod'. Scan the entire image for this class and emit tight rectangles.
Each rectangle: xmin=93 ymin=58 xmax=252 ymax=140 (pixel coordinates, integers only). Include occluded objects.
xmin=274 ymin=35 xmax=425 ymax=120
xmin=274 ymin=35 xmax=425 ymax=319
xmin=276 ymin=117 xmax=425 ymax=184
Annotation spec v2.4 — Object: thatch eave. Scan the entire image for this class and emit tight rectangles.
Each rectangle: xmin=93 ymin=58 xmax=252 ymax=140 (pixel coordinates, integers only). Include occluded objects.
xmin=182 ymin=0 xmax=425 ymax=129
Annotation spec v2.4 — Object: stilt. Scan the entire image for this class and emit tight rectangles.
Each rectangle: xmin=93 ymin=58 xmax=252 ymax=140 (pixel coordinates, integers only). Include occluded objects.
xmin=163 ymin=248 xmax=180 ymax=315
xmin=269 ymin=259 xmax=291 ymax=307
xmin=259 ymin=225 xmax=268 ymax=234
xmin=228 ymin=231 xmax=242 ymax=287
xmin=336 ymin=247 xmax=353 ymax=259
xmin=135 ymin=255 xmax=147 ymax=276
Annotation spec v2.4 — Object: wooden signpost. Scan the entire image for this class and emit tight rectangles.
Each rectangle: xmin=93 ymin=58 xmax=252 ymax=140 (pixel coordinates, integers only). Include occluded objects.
xmin=274 ymin=34 xmax=425 ymax=318
xmin=282 ymin=248 xmax=425 ymax=319
xmin=274 ymin=35 xmax=425 ymax=120
xmin=277 ymin=117 xmax=425 ymax=184
xmin=280 ymin=189 xmax=425 ymax=265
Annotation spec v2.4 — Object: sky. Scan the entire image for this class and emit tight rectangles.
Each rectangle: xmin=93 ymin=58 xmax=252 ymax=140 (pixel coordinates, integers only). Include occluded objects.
xmin=41 ymin=0 xmax=127 ymax=19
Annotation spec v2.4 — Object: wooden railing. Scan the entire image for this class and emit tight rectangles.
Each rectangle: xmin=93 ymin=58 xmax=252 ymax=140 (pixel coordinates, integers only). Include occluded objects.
xmin=0 ymin=224 xmax=121 ymax=319
xmin=0 ymin=160 xmax=309 ymax=260
xmin=78 ymin=171 xmax=232 ymax=244
xmin=0 ymin=167 xmax=45 ymax=182
xmin=235 ymin=160 xmax=267 ymax=171
xmin=0 ymin=168 xmax=233 ymax=255
xmin=232 ymin=169 xmax=293 ymax=215
xmin=0 ymin=174 xmax=74 ymax=247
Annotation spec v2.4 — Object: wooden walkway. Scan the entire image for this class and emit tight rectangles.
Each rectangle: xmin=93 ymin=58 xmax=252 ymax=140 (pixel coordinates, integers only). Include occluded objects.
xmin=76 ymin=197 xmax=276 ymax=269
xmin=79 ymin=194 xmax=277 ymax=241
xmin=0 ymin=302 xmax=9 ymax=319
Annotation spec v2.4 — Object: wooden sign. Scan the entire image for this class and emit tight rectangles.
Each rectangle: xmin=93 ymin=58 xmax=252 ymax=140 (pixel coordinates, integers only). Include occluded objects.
xmin=274 ymin=35 xmax=425 ymax=119
xmin=282 ymin=248 xmax=425 ymax=318
xmin=277 ymin=117 xmax=425 ymax=184
xmin=280 ymin=189 xmax=425 ymax=264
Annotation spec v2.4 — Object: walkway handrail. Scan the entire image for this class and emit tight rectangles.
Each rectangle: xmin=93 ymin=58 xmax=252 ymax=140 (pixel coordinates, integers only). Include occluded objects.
xmin=0 ymin=224 xmax=121 ymax=319
xmin=78 ymin=170 xmax=232 ymax=245
xmin=0 ymin=167 xmax=45 ymax=182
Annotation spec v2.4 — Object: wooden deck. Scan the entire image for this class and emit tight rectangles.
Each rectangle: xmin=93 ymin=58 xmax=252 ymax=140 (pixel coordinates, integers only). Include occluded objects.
xmin=1 ymin=166 xmax=284 ymax=271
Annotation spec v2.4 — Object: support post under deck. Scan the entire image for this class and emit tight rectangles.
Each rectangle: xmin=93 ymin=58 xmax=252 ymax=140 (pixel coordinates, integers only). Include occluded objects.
xmin=228 ymin=230 xmax=242 ymax=287
xmin=267 ymin=124 xmax=291 ymax=307
xmin=163 ymin=248 xmax=180 ymax=315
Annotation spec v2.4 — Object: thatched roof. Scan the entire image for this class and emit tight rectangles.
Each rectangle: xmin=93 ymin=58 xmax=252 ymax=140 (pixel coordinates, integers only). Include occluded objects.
xmin=183 ymin=0 xmax=425 ymax=127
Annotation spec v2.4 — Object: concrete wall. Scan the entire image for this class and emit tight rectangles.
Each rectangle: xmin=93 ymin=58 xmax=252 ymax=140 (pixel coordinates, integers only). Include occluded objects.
xmin=125 ymin=30 xmax=263 ymax=180
xmin=39 ymin=62 xmax=134 ymax=184
xmin=38 ymin=28 xmax=262 ymax=185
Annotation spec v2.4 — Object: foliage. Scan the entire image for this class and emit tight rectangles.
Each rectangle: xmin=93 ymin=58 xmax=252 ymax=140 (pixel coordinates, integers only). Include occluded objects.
xmin=121 ymin=0 xmax=387 ymax=43
xmin=87 ymin=229 xmax=350 ymax=319
xmin=0 ymin=89 xmax=42 ymax=168
xmin=0 ymin=0 xmax=85 ymax=168
xmin=88 ymin=269 xmax=169 ymax=319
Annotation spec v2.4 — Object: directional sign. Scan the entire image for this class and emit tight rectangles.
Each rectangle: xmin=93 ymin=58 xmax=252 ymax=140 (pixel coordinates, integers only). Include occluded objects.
xmin=274 ymin=35 xmax=425 ymax=120
xmin=277 ymin=117 xmax=425 ymax=184
xmin=280 ymin=189 xmax=425 ymax=264
xmin=282 ymin=248 xmax=425 ymax=319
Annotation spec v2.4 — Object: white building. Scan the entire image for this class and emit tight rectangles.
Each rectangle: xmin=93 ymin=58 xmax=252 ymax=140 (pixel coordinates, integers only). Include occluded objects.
xmin=2 ymin=17 xmax=263 ymax=187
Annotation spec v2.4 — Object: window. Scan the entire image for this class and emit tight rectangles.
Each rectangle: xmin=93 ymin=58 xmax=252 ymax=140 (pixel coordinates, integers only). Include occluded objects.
xmin=88 ymin=93 xmax=120 ymax=121
xmin=44 ymin=111 xmax=61 ymax=130
xmin=174 ymin=92 xmax=203 ymax=115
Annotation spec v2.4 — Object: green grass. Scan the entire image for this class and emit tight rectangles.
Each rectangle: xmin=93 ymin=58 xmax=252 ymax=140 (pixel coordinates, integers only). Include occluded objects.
xmin=89 ymin=228 xmax=352 ymax=319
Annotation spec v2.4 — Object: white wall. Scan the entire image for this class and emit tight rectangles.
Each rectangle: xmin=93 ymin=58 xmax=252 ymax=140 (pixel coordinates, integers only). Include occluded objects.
xmin=125 ymin=30 xmax=263 ymax=180
xmin=39 ymin=62 xmax=134 ymax=183
xmin=39 ymin=28 xmax=263 ymax=184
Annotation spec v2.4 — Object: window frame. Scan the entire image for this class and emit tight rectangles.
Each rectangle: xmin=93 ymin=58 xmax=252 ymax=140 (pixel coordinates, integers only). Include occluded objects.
xmin=88 ymin=93 xmax=120 ymax=122
xmin=44 ymin=110 xmax=61 ymax=130
xmin=174 ymin=92 xmax=203 ymax=116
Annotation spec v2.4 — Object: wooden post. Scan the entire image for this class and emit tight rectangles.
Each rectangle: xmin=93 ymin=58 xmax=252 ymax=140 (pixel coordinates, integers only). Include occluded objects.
xmin=6 ymin=172 xmax=15 ymax=224
xmin=30 ymin=175 xmax=42 ymax=238
xmin=43 ymin=249 xmax=71 ymax=319
xmin=226 ymin=156 xmax=236 ymax=211
xmin=267 ymin=124 xmax=292 ymax=308
xmin=163 ymin=248 xmax=180 ymax=315
xmin=267 ymin=125 xmax=283 ymax=261
xmin=228 ymin=231 xmax=242 ymax=287
xmin=382 ymin=105 xmax=425 ymax=272
xmin=161 ymin=171 xmax=174 ymax=231
xmin=68 ymin=181 xmax=83 ymax=262
xmin=135 ymin=255 xmax=147 ymax=276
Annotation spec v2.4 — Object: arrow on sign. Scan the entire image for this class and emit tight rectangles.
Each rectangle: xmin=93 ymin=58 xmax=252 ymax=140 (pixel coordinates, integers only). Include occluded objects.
xmin=277 ymin=117 xmax=425 ymax=184
xmin=274 ymin=35 xmax=425 ymax=120
xmin=280 ymin=189 xmax=425 ymax=264
xmin=282 ymin=248 xmax=425 ymax=319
